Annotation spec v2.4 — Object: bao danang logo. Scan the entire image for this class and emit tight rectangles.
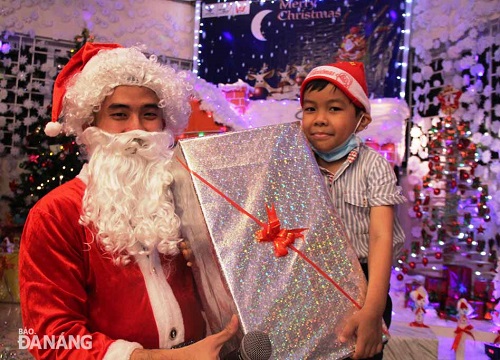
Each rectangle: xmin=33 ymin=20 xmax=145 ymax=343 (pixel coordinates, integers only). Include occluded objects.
xmin=18 ymin=328 xmax=92 ymax=350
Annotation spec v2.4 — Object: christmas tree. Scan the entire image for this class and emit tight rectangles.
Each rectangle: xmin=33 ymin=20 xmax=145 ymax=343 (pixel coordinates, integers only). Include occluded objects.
xmin=397 ymin=85 xmax=495 ymax=315
xmin=2 ymin=29 xmax=94 ymax=222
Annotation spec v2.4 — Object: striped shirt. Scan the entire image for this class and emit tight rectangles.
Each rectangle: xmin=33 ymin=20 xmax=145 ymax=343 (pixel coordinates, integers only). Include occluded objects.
xmin=320 ymin=143 xmax=407 ymax=261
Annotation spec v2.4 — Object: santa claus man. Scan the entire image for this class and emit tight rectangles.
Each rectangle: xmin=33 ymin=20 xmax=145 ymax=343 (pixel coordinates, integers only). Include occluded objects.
xmin=19 ymin=43 xmax=237 ymax=360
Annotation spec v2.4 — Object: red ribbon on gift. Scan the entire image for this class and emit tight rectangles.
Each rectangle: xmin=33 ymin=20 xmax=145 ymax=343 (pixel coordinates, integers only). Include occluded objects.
xmin=451 ymin=324 xmax=475 ymax=351
xmin=177 ymin=157 xmax=363 ymax=310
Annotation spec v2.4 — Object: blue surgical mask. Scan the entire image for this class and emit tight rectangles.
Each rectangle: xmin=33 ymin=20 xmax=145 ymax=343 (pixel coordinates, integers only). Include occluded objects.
xmin=311 ymin=114 xmax=364 ymax=163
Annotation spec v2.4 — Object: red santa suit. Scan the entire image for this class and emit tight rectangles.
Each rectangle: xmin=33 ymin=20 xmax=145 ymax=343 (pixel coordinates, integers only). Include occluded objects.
xmin=19 ymin=177 xmax=206 ymax=359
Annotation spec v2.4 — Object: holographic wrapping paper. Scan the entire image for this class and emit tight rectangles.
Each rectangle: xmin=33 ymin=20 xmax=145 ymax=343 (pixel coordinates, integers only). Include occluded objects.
xmin=170 ymin=122 xmax=367 ymax=359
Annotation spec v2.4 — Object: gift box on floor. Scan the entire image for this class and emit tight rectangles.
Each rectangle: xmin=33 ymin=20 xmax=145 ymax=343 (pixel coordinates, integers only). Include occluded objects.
xmin=468 ymin=300 xmax=486 ymax=320
xmin=170 ymin=122 xmax=367 ymax=359
xmin=446 ymin=265 xmax=472 ymax=300
xmin=0 ymin=252 xmax=20 ymax=303
xmin=474 ymin=278 xmax=494 ymax=301
xmin=425 ymin=274 xmax=448 ymax=309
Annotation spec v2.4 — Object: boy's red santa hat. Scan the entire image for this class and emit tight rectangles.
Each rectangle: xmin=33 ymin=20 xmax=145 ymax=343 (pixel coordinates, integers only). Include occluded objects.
xmin=45 ymin=42 xmax=192 ymax=139
xmin=300 ymin=61 xmax=371 ymax=114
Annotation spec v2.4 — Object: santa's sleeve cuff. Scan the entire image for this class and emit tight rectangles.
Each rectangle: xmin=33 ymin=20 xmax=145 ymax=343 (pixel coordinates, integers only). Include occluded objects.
xmin=104 ymin=340 xmax=143 ymax=360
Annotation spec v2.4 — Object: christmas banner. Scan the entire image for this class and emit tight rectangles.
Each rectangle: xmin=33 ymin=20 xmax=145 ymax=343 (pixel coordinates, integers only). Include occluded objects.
xmin=198 ymin=0 xmax=406 ymax=100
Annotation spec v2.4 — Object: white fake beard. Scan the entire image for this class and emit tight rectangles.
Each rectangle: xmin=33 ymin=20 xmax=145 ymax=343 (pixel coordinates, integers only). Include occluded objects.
xmin=79 ymin=127 xmax=181 ymax=266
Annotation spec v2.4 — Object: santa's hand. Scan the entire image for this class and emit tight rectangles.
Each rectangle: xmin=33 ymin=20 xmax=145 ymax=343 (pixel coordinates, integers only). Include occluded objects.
xmin=130 ymin=315 xmax=239 ymax=360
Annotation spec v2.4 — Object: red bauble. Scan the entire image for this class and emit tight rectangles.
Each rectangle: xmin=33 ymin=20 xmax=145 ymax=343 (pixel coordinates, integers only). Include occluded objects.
xmin=433 ymin=188 xmax=441 ymax=195
xmin=413 ymin=205 xmax=420 ymax=212
xmin=435 ymin=252 xmax=442 ymax=259
xmin=397 ymin=274 xmax=404 ymax=281
xmin=409 ymin=261 xmax=416 ymax=269
xmin=422 ymin=257 xmax=429 ymax=266
xmin=402 ymin=267 xmax=408 ymax=274
xmin=416 ymin=212 xmax=423 ymax=218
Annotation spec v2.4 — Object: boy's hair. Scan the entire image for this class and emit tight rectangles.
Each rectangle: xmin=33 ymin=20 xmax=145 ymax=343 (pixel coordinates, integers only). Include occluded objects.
xmin=302 ymin=79 xmax=364 ymax=116
xmin=300 ymin=62 xmax=370 ymax=114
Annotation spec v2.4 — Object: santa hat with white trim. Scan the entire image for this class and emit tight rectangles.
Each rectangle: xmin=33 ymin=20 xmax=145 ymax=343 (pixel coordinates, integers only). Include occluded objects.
xmin=300 ymin=61 xmax=371 ymax=114
xmin=45 ymin=42 xmax=192 ymax=139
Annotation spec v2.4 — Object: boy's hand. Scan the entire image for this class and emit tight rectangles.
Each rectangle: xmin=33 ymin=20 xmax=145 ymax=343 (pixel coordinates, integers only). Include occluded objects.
xmin=339 ymin=309 xmax=383 ymax=359
xmin=178 ymin=240 xmax=194 ymax=267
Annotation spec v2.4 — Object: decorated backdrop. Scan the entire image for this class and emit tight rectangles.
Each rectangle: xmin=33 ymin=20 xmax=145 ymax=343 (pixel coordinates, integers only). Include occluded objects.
xmin=197 ymin=0 xmax=407 ymax=101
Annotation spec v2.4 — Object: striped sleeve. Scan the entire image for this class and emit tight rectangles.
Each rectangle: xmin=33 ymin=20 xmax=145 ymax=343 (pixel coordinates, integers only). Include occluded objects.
xmin=366 ymin=151 xmax=407 ymax=207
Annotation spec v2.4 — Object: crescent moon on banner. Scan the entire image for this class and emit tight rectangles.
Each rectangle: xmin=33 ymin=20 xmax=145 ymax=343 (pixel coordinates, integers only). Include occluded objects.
xmin=251 ymin=10 xmax=272 ymax=41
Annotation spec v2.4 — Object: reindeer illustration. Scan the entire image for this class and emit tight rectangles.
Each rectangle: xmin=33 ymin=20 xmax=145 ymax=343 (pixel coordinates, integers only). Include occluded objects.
xmin=266 ymin=64 xmax=300 ymax=100
xmin=293 ymin=59 xmax=311 ymax=86
xmin=246 ymin=63 xmax=279 ymax=99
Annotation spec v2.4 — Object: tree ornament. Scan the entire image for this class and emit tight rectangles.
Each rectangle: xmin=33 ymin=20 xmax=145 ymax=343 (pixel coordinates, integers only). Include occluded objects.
xmin=437 ymin=85 xmax=462 ymax=115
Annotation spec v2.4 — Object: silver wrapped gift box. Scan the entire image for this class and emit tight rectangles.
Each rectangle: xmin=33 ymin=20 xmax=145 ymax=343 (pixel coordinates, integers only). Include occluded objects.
xmin=170 ymin=122 xmax=367 ymax=359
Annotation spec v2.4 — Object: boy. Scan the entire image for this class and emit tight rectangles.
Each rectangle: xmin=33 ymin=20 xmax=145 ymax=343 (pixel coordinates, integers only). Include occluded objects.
xmin=300 ymin=62 xmax=407 ymax=359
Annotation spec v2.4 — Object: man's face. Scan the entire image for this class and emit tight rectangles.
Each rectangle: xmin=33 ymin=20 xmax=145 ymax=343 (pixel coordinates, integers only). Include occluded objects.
xmin=94 ymin=85 xmax=164 ymax=133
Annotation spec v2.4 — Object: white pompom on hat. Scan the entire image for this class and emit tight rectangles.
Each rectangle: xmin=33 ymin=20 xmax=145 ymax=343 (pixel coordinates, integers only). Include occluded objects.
xmin=300 ymin=61 xmax=371 ymax=114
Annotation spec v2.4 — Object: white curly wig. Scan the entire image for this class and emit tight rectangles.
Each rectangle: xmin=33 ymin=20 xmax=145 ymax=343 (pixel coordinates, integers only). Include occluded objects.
xmin=46 ymin=43 xmax=192 ymax=139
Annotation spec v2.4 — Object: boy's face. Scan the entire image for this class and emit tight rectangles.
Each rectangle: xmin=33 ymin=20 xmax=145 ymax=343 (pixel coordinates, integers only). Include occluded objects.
xmin=301 ymin=83 xmax=369 ymax=154
xmin=94 ymin=85 xmax=164 ymax=133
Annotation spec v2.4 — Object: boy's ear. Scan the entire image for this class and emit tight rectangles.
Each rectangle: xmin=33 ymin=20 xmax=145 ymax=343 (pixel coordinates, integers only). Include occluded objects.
xmin=357 ymin=113 xmax=372 ymax=132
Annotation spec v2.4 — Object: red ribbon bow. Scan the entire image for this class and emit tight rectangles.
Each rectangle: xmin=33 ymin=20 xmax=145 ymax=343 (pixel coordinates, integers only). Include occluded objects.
xmin=255 ymin=204 xmax=307 ymax=257
xmin=452 ymin=324 xmax=475 ymax=351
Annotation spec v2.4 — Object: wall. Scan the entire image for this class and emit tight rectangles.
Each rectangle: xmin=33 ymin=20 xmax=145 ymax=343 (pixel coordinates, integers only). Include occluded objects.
xmin=0 ymin=0 xmax=195 ymax=59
